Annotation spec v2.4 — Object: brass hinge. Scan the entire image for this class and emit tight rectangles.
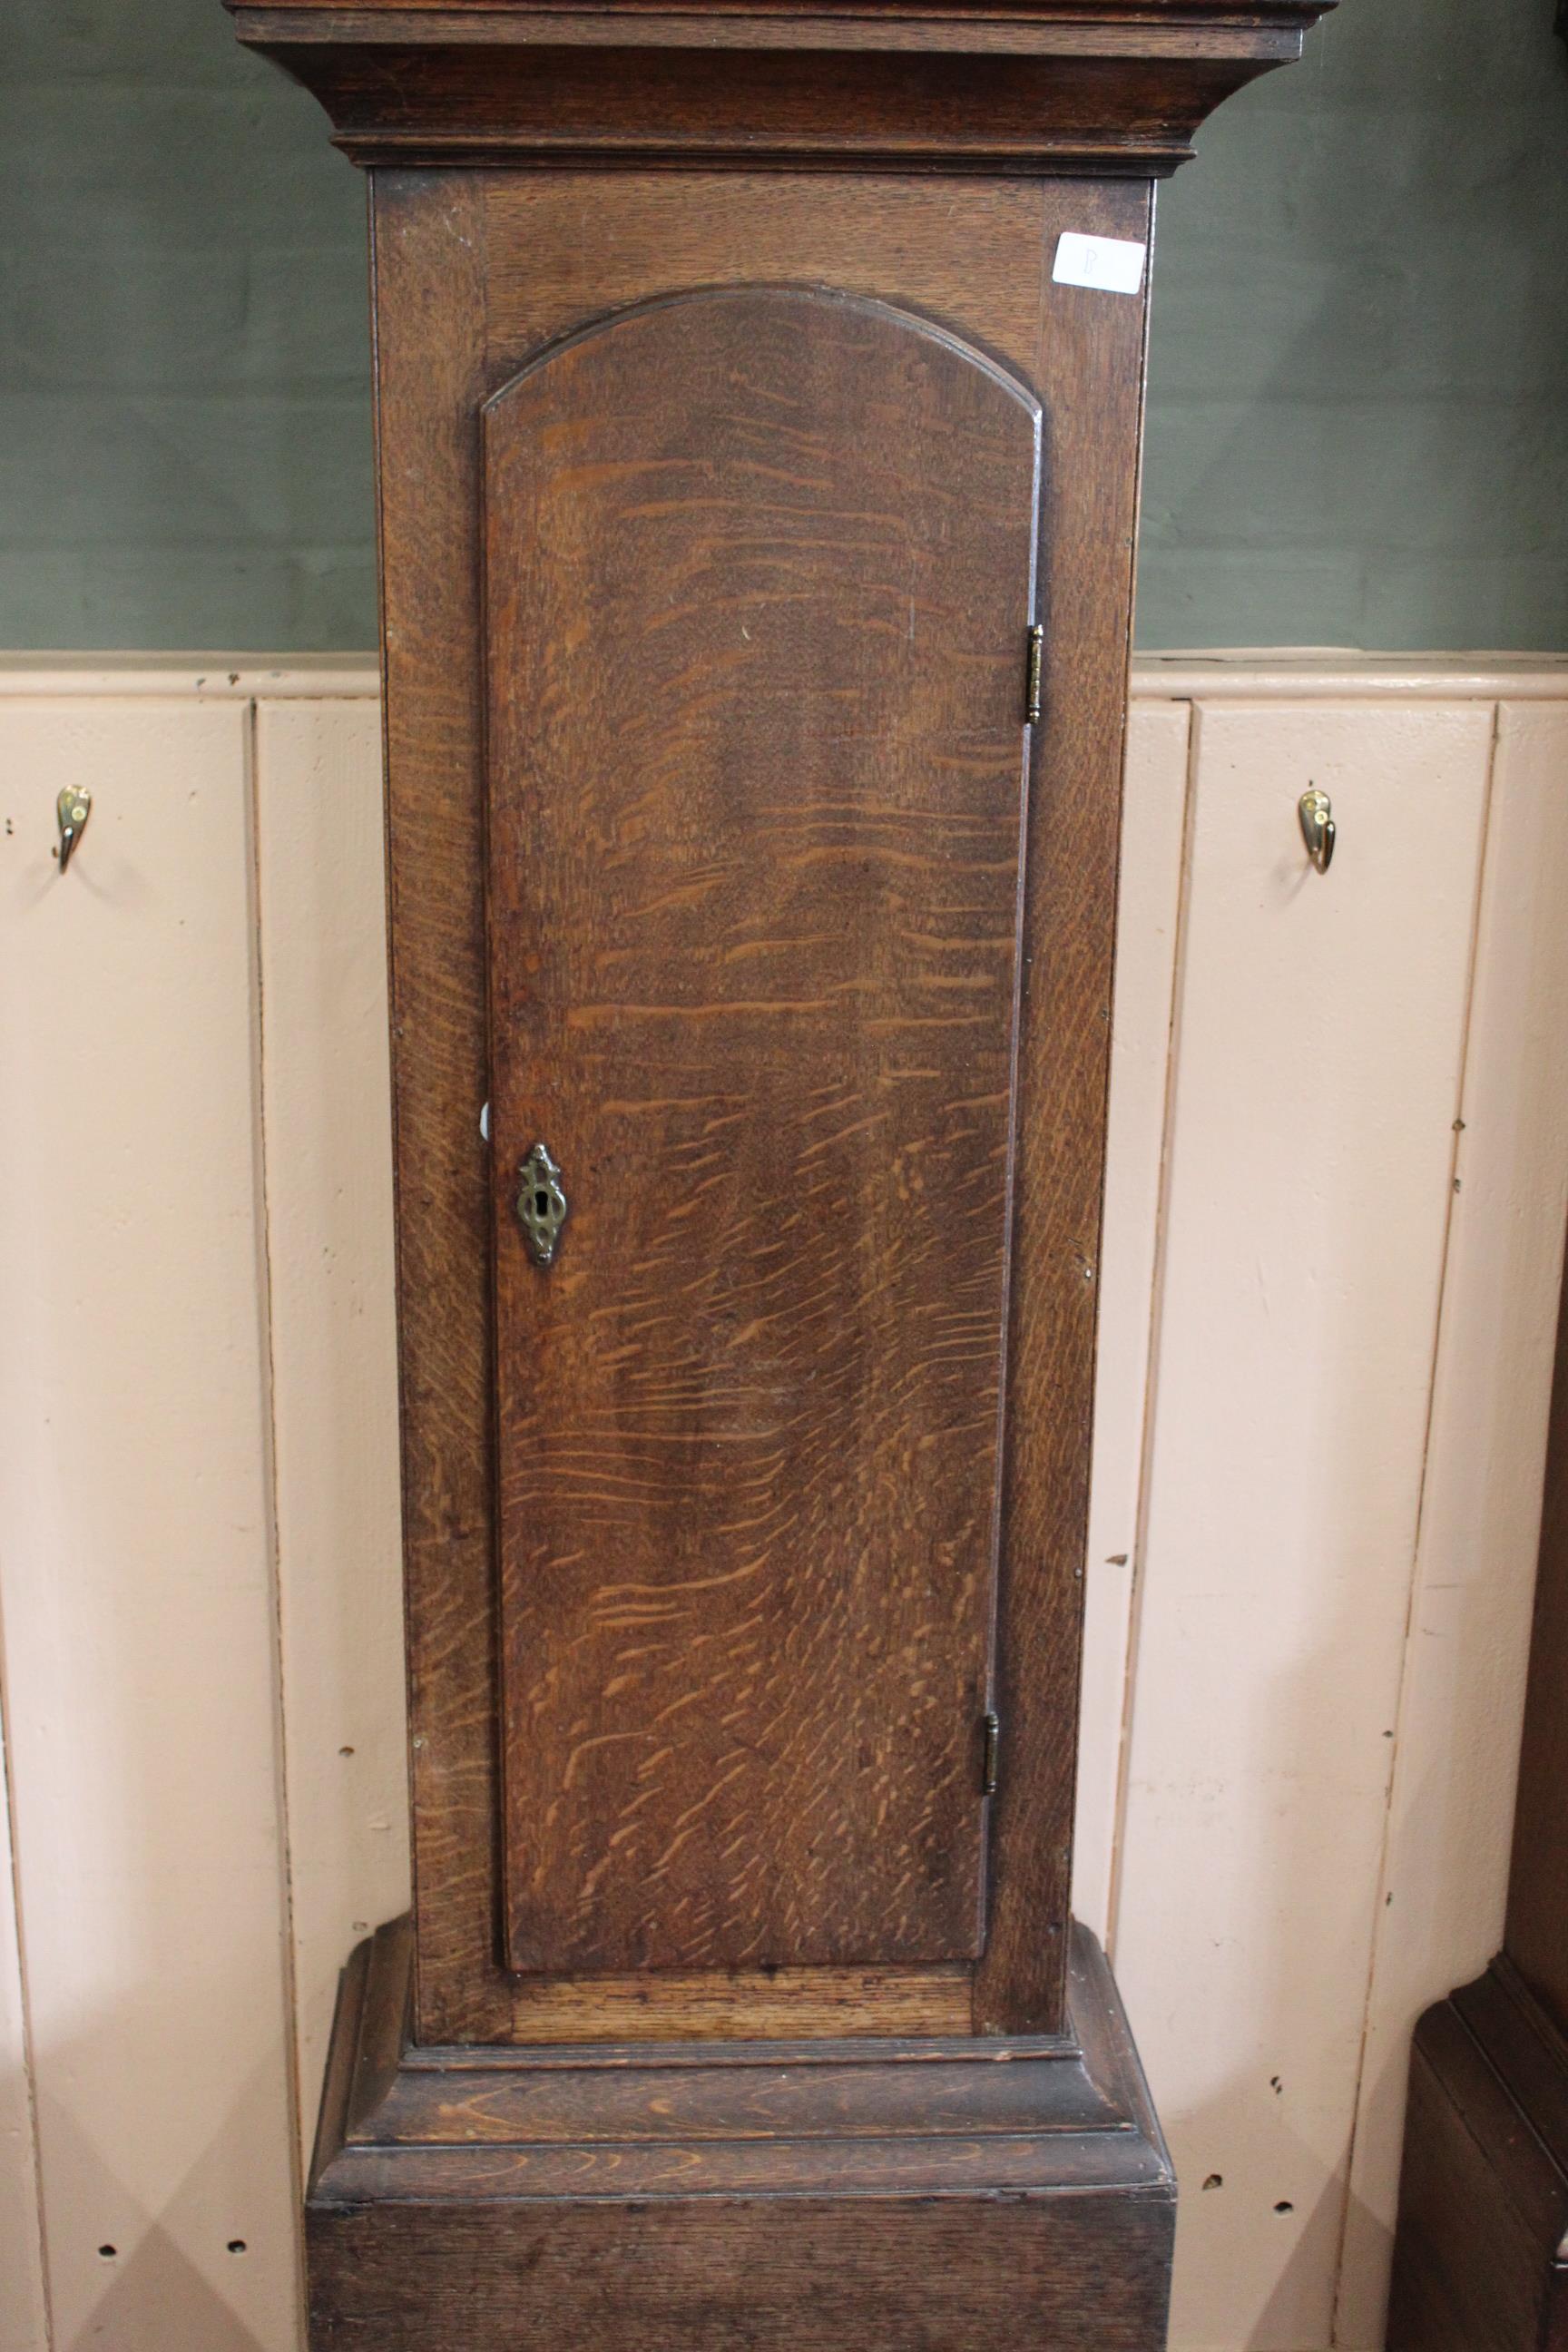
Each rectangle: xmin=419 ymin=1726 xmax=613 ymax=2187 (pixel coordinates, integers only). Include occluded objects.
xmin=981 ymin=1710 xmax=1001 ymax=1798
xmin=1024 ymin=623 xmax=1044 ymax=726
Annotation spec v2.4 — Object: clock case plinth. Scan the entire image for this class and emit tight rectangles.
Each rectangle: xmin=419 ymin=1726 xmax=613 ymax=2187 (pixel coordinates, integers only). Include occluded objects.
xmin=224 ymin=5 xmax=1334 ymax=2346
xmin=309 ymin=1916 xmax=1173 ymax=2351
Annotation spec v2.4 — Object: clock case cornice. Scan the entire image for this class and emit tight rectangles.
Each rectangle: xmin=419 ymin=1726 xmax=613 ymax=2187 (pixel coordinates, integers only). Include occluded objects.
xmin=226 ymin=1 xmax=1338 ymax=174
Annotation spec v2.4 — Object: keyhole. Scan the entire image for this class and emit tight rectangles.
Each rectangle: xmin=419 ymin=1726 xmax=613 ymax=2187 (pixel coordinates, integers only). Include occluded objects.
xmin=517 ymin=1144 xmax=567 ymax=1267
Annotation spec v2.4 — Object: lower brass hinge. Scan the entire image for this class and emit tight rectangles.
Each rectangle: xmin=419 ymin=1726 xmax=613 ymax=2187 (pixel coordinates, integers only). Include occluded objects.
xmin=981 ymin=1710 xmax=1001 ymax=1798
xmin=1024 ymin=623 xmax=1044 ymax=726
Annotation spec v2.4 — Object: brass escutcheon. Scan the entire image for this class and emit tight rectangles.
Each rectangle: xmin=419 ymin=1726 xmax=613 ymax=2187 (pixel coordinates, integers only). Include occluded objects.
xmin=516 ymin=1142 xmax=568 ymax=1268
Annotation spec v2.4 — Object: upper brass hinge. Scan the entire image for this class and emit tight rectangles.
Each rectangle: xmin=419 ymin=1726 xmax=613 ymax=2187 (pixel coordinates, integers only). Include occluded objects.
xmin=981 ymin=1710 xmax=1001 ymax=1798
xmin=1024 ymin=623 xmax=1044 ymax=726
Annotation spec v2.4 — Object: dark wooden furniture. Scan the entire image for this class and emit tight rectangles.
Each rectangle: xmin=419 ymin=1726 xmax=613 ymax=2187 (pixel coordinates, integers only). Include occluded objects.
xmin=1389 ymin=1220 xmax=1568 ymax=2349
xmin=223 ymin=5 xmax=1333 ymax=2343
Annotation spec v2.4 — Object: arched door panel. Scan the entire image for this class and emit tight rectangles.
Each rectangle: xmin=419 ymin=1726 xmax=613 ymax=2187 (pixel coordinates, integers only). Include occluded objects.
xmin=485 ymin=287 xmax=1042 ymax=1976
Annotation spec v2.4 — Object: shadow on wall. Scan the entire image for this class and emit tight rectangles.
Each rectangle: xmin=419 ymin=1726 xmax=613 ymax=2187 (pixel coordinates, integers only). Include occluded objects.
xmin=24 ymin=2046 xmax=299 ymax=2352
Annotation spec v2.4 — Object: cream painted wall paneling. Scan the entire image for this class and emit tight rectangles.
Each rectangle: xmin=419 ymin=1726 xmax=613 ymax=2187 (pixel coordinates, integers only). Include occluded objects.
xmin=1111 ymin=698 xmax=1495 ymax=2352
xmin=1074 ymin=700 xmax=1193 ymax=1942
xmin=0 ymin=701 xmax=303 ymax=2352
xmin=252 ymin=701 xmax=408 ymax=2168
xmin=1334 ymin=701 xmax=1568 ymax=2351
xmin=3 ymin=663 xmax=1568 ymax=2352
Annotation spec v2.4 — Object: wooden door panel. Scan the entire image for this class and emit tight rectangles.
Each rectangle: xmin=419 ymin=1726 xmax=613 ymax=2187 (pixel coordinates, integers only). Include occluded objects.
xmin=485 ymin=286 xmax=1040 ymax=1975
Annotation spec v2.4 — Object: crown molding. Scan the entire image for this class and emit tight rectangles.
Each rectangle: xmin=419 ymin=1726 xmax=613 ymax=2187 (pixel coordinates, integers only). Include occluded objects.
xmin=225 ymin=1 xmax=1338 ymax=173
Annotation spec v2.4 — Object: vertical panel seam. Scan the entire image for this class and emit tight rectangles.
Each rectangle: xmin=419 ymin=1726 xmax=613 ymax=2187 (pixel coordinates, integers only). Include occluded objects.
xmin=246 ymin=693 xmax=311 ymax=2349
xmin=1104 ymin=691 xmax=1200 ymax=1962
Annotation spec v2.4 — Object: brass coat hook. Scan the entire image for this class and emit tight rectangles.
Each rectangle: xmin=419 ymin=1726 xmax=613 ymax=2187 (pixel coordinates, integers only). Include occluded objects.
xmin=1298 ymin=786 xmax=1335 ymax=875
xmin=56 ymin=785 xmax=92 ymax=874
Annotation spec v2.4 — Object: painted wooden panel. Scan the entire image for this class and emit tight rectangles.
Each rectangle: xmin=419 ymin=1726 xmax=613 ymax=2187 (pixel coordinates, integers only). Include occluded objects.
xmin=0 ymin=1712 xmax=48 ymax=2352
xmin=252 ymin=700 xmax=407 ymax=2167
xmin=1335 ymin=701 xmax=1568 ymax=2350
xmin=1112 ymin=699 xmax=1494 ymax=2351
xmin=1073 ymin=699 xmax=1192 ymax=1944
xmin=5 ymin=664 xmax=1568 ymax=2352
xmin=0 ymin=701 xmax=302 ymax=2352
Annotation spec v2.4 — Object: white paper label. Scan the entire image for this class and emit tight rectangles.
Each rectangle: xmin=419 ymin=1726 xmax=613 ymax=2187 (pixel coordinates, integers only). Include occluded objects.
xmin=1052 ymin=232 xmax=1148 ymax=297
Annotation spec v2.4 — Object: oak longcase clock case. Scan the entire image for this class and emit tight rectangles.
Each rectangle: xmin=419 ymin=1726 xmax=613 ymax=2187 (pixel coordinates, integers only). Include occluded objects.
xmin=222 ymin=5 xmax=1334 ymax=2345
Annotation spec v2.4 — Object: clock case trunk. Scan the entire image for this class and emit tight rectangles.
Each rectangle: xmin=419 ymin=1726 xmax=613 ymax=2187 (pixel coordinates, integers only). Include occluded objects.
xmin=224 ymin=6 xmax=1335 ymax=2345
xmin=376 ymin=160 xmax=1148 ymax=2053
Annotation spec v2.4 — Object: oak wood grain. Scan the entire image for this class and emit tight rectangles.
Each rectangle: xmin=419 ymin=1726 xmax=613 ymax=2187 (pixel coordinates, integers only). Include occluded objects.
xmin=485 ymin=173 xmax=1148 ymax=2034
xmin=367 ymin=2044 xmax=1118 ymax=2149
xmin=485 ymin=285 xmax=1038 ymax=1975
xmin=309 ymin=2195 xmax=1175 ymax=2347
xmin=369 ymin=172 xmax=497 ymax=2050
xmin=370 ymin=169 xmax=1147 ymax=2043
xmin=975 ymin=192 xmax=1150 ymax=2032
xmin=312 ymin=1921 xmax=1161 ymax=2189
xmin=228 ymin=0 xmax=1336 ymax=175
xmin=237 ymin=0 xmax=1330 ymax=16
xmin=234 ymin=5 xmax=1314 ymax=48
xmin=230 ymin=7 xmax=1322 ymax=2337
xmin=447 ymin=1965 xmax=973 ymax=2043
xmin=306 ymin=1919 xmax=1173 ymax=2346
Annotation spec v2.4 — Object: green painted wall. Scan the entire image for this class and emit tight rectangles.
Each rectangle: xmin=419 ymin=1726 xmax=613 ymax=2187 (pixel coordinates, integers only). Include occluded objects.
xmin=4 ymin=0 xmax=1567 ymax=652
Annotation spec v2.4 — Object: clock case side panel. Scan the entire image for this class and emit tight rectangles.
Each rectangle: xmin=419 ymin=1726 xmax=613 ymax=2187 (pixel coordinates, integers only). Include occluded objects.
xmin=374 ymin=167 xmax=1149 ymax=2046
